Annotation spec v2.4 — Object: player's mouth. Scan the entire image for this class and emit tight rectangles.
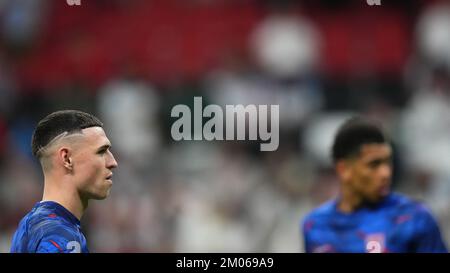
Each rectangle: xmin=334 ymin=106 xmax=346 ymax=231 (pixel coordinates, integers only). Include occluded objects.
xmin=379 ymin=185 xmax=389 ymax=196
xmin=105 ymin=173 xmax=113 ymax=183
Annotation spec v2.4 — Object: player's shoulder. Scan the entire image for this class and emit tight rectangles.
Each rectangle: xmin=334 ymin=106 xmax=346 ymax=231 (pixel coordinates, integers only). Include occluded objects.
xmin=302 ymin=199 xmax=336 ymax=225
xmin=388 ymin=192 xmax=428 ymax=211
xmin=27 ymin=203 xmax=78 ymax=238
xmin=387 ymin=192 xmax=435 ymax=220
xmin=12 ymin=202 xmax=85 ymax=253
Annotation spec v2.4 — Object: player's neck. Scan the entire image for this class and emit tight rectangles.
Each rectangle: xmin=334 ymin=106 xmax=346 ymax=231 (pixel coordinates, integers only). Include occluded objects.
xmin=337 ymin=187 xmax=364 ymax=213
xmin=42 ymin=177 xmax=87 ymax=221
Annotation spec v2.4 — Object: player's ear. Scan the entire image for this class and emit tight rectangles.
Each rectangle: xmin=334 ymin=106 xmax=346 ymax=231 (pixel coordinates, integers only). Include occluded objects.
xmin=59 ymin=147 xmax=73 ymax=171
xmin=336 ymin=160 xmax=351 ymax=182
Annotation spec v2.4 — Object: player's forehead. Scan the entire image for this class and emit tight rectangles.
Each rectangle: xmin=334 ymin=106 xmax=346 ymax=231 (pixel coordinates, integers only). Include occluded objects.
xmin=79 ymin=127 xmax=111 ymax=146
xmin=358 ymin=143 xmax=391 ymax=161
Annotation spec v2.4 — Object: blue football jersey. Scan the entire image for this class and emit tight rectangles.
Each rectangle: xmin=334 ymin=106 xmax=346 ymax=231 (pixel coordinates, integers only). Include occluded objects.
xmin=10 ymin=201 xmax=89 ymax=253
xmin=302 ymin=193 xmax=448 ymax=253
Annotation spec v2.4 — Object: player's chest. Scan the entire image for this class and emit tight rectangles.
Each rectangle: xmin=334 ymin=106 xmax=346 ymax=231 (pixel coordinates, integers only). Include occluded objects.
xmin=311 ymin=213 xmax=414 ymax=253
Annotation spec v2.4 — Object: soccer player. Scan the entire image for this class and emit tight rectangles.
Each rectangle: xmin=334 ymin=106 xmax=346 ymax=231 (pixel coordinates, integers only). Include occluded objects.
xmin=10 ymin=110 xmax=118 ymax=253
xmin=302 ymin=117 xmax=447 ymax=253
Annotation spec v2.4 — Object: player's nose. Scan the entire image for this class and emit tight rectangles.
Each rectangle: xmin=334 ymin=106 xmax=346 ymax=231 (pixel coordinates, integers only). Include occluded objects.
xmin=106 ymin=151 xmax=118 ymax=169
xmin=379 ymin=164 xmax=391 ymax=181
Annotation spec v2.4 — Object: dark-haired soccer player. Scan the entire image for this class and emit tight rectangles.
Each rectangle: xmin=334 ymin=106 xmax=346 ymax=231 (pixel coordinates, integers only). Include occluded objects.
xmin=302 ymin=117 xmax=447 ymax=253
xmin=10 ymin=110 xmax=118 ymax=253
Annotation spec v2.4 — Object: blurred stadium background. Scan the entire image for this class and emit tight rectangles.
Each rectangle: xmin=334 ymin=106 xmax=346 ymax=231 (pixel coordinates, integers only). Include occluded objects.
xmin=1 ymin=0 xmax=450 ymax=252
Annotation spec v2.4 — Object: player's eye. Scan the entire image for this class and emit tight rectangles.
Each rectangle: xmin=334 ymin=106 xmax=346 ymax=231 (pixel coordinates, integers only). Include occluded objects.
xmin=97 ymin=148 xmax=108 ymax=154
xmin=368 ymin=160 xmax=381 ymax=169
xmin=368 ymin=157 xmax=391 ymax=169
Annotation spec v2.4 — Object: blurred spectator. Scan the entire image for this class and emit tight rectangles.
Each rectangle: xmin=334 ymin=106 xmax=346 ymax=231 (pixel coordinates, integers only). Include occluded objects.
xmin=396 ymin=2 xmax=450 ymax=244
xmin=98 ymin=74 xmax=162 ymax=169
xmin=399 ymin=66 xmax=450 ymax=235
xmin=250 ymin=6 xmax=324 ymax=131
xmin=416 ymin=1 xmax=450 ymax=68
xmin=251 ymin=8 xmax=320 ymax=79
xmin=1 ymin=0 xmax=48 ymax=50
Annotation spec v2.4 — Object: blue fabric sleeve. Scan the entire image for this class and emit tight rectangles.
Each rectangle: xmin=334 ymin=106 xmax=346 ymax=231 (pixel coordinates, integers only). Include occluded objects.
xmin=34 ymin=225 xmax=82 ymax=253
xmin=413 ymin=206 xmax=448 ymax=253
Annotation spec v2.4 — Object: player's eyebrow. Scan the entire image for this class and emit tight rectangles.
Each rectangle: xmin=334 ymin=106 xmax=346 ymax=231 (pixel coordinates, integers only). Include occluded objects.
xmin=97 ymin=144 xmax=111 ymax=152
xmin=367 ymin=155 xmax=392 ymax=166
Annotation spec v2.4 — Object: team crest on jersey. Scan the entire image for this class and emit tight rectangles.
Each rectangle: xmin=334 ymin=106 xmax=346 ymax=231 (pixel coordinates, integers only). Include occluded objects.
xmin=365 ymin=233 xmax=385 ymax=253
